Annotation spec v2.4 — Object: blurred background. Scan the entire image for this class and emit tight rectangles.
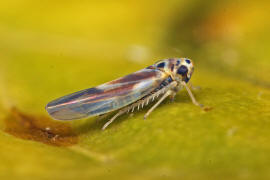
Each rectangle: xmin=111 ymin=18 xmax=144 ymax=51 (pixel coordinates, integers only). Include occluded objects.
xmin=0 ymin=0 xmax=270 ymax=179
xmin=0 ymin=0 xmax=270 ymax=111
xmin=1 ymin=0 xmax=269 ymax=112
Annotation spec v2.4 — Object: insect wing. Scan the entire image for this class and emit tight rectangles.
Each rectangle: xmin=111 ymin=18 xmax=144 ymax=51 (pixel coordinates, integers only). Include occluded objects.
xmin=46 ymin=68 xmax=167 ymax=120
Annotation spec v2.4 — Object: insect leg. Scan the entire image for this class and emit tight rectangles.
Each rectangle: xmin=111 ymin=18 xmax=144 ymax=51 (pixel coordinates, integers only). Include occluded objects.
xmin=97 ymin=113 xmax=111 ymax=122
xmin=169 ymin=92 xmax=176 ymax=102
xmin=102 ymin=109 xmax=127 ymax=130
xmin=144 ymin=90 xmax=173 ymax=119
xmin=181 ymin=81 xmax=204 ymax=108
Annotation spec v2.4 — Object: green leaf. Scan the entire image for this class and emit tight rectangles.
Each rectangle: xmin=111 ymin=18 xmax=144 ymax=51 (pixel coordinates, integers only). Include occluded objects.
xmin=1 ymin=1 xmax=270 ymax=179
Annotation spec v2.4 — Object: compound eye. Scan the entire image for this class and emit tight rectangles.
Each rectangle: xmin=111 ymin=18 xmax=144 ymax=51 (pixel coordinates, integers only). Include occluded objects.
xmin=185 ymin=59 xmax=191 ymax=64
xmin=177 ymin=65 xmax=188 ymax=75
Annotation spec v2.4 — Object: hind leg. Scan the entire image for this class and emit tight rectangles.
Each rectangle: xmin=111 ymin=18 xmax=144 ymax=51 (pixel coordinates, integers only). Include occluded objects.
xmin=102 ymin=109 xmax=127 ymax=130
xmin=144 ymin=90 xmax=173 ymax=119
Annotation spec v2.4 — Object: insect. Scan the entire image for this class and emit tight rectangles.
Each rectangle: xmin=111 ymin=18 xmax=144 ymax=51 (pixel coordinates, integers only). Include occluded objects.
xmin=46 ymin=58 xmax=203 ymax=130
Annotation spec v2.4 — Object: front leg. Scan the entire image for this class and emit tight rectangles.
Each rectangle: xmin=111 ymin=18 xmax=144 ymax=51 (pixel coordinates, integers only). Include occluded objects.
xmin=181 ymin=81 xmax=204 ymax=108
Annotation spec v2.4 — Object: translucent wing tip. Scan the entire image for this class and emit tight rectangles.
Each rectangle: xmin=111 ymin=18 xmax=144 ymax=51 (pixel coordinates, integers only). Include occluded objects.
xmin=46 ymin=101 xmax=87 ymax=120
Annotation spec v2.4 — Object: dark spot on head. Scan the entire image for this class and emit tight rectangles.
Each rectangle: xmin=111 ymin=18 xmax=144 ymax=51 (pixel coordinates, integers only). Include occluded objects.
xmin=185 ymin=59 xmax=191 ymax=64
xmin=171 ymin=64 xmax=175 ymax=71
xmin=177 ymin=65 xmax=188 ymax=75
xmin=176 ymin=60 xmax=180 ymax=66
xmin=4 ymin=108 xmax=78 ymax=146
xmin=157 ymin=62 xmax=165 ymax=68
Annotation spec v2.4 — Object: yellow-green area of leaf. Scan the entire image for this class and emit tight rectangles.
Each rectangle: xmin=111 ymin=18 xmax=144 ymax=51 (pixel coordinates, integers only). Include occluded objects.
xmin=1 ymin=56 xmax=270 ymax=180
xmin=1 ymin=0 xmax=270 ymax=179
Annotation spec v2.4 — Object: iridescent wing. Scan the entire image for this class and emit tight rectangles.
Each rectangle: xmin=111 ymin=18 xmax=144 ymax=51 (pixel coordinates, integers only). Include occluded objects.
xmin=46 ymin=68 xmax=167 ymax=120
